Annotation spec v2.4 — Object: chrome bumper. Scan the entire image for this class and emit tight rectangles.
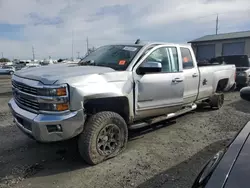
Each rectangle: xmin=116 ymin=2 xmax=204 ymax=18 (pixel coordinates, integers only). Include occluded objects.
xmin=8 ymin=98 xmax=86 ymax=142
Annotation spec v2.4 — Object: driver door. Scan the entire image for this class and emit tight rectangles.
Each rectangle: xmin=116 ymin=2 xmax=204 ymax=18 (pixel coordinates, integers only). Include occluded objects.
xmin=133 ymin=46 xmax=184 ymax=120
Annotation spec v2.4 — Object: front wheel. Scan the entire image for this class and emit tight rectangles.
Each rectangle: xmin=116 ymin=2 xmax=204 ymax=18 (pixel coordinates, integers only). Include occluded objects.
xmin=78 ymin=111 xmax=128 ymax=165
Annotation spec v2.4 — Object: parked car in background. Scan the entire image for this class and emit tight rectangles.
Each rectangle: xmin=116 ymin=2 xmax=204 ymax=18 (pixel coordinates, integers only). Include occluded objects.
xmin=216 ymin=55 xmax=250 ymax=87
xmin=9 ymin=42 xmax=235 ymax=165
xmin=0 ymin=65 xmax=15 ymax=75
xmin=21 ymin=63 xmax=41 ymax=70
xmin=192 ymin=90 xmax=250 ymax=188
xmin=240 ymin=86 xmax=250 ymax=101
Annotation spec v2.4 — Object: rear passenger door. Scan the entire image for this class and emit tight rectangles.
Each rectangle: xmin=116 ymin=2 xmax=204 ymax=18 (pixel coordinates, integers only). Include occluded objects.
xmin=180 ymin=47 xmax=199 ymax=104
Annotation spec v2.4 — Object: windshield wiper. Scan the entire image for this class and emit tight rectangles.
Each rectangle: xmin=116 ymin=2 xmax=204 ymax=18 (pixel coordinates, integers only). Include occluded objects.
xmin=78 ymin=60 xmax=95 ymax=66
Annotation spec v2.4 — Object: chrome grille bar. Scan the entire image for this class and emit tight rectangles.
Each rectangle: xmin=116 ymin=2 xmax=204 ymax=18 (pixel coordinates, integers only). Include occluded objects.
xmin=12 ymin=80 xmax=37 ymax=95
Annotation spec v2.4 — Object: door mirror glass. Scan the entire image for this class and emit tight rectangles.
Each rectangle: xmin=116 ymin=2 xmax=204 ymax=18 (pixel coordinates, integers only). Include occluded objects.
xmin=240 ymin=87 xmax=250 ymax=101
xmin=137 ymin=61 xmax=162 ymax=74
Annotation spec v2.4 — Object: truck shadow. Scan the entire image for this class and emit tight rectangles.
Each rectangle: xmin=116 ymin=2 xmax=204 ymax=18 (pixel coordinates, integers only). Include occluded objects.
xmin=137 ymin=139 xmax=231 ymax=188
xmin=129 ymin=120 xmax=177 ymax=141
xmin=229 ymin=99 xmax=250 ymax=114
xmin=0 ymin=119 xmax=180 ymax=185
xmin=0 ymin=129 xmax=89 ymax=185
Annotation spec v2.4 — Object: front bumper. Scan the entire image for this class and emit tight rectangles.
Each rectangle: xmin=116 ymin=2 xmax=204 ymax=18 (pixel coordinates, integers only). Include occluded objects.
xmin=8 ymin=98 xmax=86 ymax=142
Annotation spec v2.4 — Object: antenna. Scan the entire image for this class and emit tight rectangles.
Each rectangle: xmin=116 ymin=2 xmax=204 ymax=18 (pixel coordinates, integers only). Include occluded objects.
xmin=216 ymin=14 xmax=219 ymax=35
xmin=135 ymin=39 xmax=140 ymax=44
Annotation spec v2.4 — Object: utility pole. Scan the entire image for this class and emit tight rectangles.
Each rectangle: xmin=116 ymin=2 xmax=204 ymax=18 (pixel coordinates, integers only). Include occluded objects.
xmin=71 ymin=30 xmax=74 ymax=60
xmin=216 ymin=14 xmax=219 ymax=35
xmin=32 ymin=46 xmax=35 ymax=60
xmin=86 ymin=37 xmax=89 ymax=55
xmin=77 ymin=52 xmax=80 ymax=59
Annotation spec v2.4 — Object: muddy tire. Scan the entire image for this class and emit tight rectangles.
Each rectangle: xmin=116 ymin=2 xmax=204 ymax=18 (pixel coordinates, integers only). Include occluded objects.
xmin=78 ymin=111 xmax=128 ymax=165
xmin=209 ymin=93 xmax=224 ymax=109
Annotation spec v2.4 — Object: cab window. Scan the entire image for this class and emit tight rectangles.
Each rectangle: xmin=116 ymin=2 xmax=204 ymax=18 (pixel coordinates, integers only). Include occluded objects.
xmin=143 ymin=47 xmax=179 ymax=73
xmin=180 ymin=48 xmax=194 ymax=69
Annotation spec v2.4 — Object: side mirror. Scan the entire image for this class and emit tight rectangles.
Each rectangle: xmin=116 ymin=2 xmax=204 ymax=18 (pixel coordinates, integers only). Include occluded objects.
xmin=137 ymin=61 xmax=162 ymax=74
xmin=240 ymin=87 xmax=250 ymax=101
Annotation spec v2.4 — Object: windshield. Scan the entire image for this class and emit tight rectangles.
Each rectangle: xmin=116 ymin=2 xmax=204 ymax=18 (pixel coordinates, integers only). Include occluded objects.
xmin=79 ymin=45 xmax=142 ymax=70
xmin=216 ymin=55 xmax=250 ymax=67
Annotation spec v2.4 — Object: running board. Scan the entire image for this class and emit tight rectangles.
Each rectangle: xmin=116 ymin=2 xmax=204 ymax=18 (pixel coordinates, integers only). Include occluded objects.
xmin=129 ymin=103 xmax=197 ymax=130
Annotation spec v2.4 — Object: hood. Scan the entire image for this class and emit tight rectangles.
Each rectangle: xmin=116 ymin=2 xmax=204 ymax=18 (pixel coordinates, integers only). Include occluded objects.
xmin=203 ymin=121 xmax=250 ymax=188
xmin=14 ymin=63 xmax=116 ymax=85
xmin=222 ymin=133 xmax=250 ymax=188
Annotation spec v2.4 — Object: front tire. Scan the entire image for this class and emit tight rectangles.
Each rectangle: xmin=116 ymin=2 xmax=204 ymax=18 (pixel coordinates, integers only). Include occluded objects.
xmin=78 ymin=111 xmax=128 ymax=165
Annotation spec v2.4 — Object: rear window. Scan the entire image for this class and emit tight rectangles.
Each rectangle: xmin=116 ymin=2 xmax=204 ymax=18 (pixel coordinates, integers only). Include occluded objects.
xmin=180 ymin=48 xmax=194 ymax=69
xmin=2 ymin=66 xmax=12 ymax=69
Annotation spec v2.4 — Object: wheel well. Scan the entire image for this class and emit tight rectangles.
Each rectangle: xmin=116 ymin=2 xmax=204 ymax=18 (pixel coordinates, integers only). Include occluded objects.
xmin=84 ymin=97 xmax=130 ymax=123
xmin=216 ymin=78 xmax=228 ymax=92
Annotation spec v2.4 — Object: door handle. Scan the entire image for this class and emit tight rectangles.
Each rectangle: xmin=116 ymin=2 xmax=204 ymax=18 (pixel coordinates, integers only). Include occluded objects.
xmin=192 ymin=73 xmax=198 ymax=77
xmin=172 ymin=78 xmax=183 ymax=83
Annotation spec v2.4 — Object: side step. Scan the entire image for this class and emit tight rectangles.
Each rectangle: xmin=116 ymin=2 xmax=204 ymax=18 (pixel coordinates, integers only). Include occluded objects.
xmin=128 ymin=103 xmax=197 ymax=130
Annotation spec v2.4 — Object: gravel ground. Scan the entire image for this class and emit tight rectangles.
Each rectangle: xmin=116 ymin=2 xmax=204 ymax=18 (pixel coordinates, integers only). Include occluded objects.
xmin=0 ymin=80 xmax=249 ymax=188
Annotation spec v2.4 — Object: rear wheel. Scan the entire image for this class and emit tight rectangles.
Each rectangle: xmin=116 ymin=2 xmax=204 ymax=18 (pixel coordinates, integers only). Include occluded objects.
xmin=209 ymin=93 xmax=224 ymax=109
xmin=78 ymin=111 xmax=128 ymax=165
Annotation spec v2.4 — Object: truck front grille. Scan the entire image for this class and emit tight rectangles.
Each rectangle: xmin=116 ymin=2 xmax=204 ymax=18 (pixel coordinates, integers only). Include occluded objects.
xmin=12 ymin=80 xmax=39 ymax=112
xmin=12 ymin=80 xmax=38 ymax=95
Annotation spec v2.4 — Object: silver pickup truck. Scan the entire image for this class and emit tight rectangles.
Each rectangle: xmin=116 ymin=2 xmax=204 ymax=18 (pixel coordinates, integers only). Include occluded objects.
xmin=8 ymin=42 xmax=236 ymax=164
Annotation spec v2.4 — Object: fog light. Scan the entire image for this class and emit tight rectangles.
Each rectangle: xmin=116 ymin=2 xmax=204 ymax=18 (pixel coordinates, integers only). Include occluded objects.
xmin=47 ymin=124 xmax=63 ymax=132
xmin=56 ymin=124 xmax=62 ymax=131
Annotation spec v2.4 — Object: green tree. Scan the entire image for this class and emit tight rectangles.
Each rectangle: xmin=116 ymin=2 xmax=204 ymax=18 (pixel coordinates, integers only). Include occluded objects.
xmin=0 ymin=58 xmax=10 ymax=62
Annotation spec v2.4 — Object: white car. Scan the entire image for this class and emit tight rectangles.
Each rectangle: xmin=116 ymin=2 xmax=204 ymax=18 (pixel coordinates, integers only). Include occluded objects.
xmin=0 ymin=66 xmax=15 ymax=75
xmin=21 ymin=64 xmax=41 ymax=70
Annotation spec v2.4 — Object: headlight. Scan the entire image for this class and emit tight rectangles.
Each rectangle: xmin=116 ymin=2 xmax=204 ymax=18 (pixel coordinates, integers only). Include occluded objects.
xmin=38 ymin=85 xmax=68 ymax=96
xmin=39 ymin=103 xmax=69 ymax=111
xmin=38 ymin=84 xmax=69 ymax=112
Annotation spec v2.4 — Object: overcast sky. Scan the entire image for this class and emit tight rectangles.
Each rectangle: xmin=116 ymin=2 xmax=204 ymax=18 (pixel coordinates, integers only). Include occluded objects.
xmin=0 ymin=0 xmax=249 ymax=60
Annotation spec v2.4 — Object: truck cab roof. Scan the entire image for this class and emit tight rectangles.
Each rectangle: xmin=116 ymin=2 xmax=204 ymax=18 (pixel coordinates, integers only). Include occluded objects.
xmin=110 ymin=42 xmax=191 ymax=48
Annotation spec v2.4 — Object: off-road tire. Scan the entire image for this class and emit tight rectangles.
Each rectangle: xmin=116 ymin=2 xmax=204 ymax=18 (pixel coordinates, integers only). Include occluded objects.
xmin=78 ymin=111 xmax=128 ymax=165
xmin=209 ymin=93 xmax=224 ymax=109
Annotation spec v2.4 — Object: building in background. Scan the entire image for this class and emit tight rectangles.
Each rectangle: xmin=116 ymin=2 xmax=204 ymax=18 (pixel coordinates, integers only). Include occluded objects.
xmin=188 ymin=31 xmax=250 ymax=61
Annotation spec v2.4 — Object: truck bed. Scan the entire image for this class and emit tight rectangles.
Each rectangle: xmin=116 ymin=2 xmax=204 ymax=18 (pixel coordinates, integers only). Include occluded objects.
xmin=197 ymin=64 xmax=236 ymax=100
